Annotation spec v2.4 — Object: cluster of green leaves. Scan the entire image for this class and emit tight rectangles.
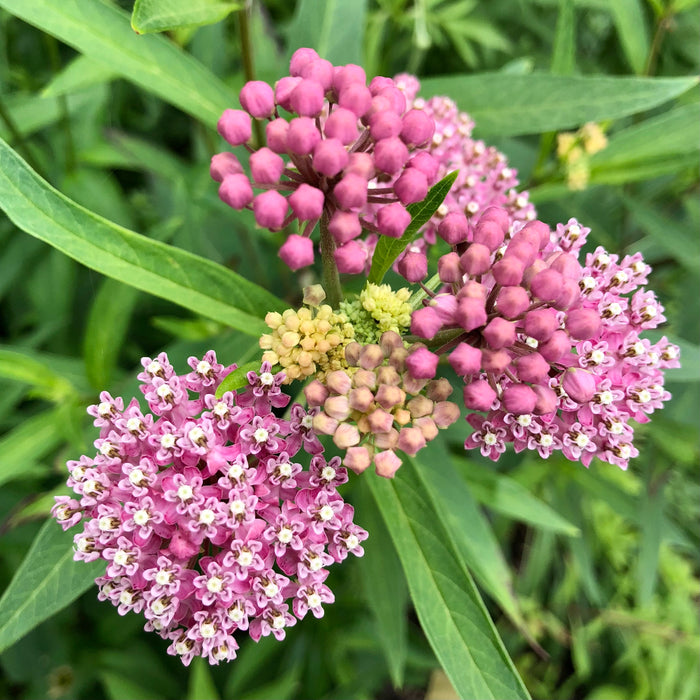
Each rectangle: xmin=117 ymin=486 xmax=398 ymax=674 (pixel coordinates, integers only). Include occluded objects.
xmin=0 ymin=0 xmax=698 ymax=698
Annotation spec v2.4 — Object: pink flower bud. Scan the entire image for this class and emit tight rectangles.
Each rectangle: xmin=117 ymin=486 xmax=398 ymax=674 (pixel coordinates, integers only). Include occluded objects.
xmin=377 ymin=86 xmax=406 ymax=115
xmin=426 ymin=378 xmax=452 ymax=401
xmin=374 ymin=450 xmax=402 ymax=478
xmin=502 ymin=384 xmax=537 ymax=415
xmin=334 ymin=173 xmax=368 ymax=210
xmin=217 ymin=109 xmax=251 ymax=146
xmin=553 ymin=279 xmax=580 ymax=310
xmin=530 ymin=268 xmax=564 ymax=302
xmin=321 ymin=371 xmax=349 ymax=397
xmin=515 ymin=352 xmax=549 ymax=383
xmin=565 ymin=308 xmax=601 ymax=340
xmin=473 ymin=220 xmax=505 ymax=251
xmin=520 ymin=220 xmax=550 ymax=250
xmin=397 ymin=250 xmax=427 ymax=282
xmin=289 ymin=183 xmax=324 ymax=221
xmin=460 ymin=243 xmax=492 ymax=276
xmin=287 ymin=117 xmax=321 ymax=155
xmin=374 ymin=137 xmax=409 ymax=174
xmin=433 ymin=401 xmax=460 ymax=428
xmin=349 ymin=386 xmax=374 ymax=412
xmin=169 ymin=531 xmax=199 ymax=559
xmin=522 ymin=259 xmax=547 ymax=287
xmin=437 ymin=212 xmax=470 ymax=245
xmin=481 ymin=348 xmax=511 ymax=373
xmin=496 ymin=286 xmax=530 ymax=319
xmin=289 ymin=48 xmax=320 ymax=76
xmin=377 ymin=203 xmax=411 ymax=238
xmin=333 ymin=64 xmax=366 ymax=92
xmin=304 ymin=379 xmax=329 ymax=406
xmin=478 ymin=206 xmax=510 ymax=232
xmin=394 ymin=168 xmax=428 ymax=205
xmin=449 ymin=343 xmax=482 ymax=376
xmin=505 ymin=239 xmax=537 ymax=268
xmin=548 ymin=251 xmax=581 ymax=279
xmin=218 ymin=173 xmax=253 ymax=209
xmin=414 ymin=416 xmax=438 ymax=441
xmin=562 ymin=368 xmax=597 ymax=403
xmin=346 ymin=152 xmax=375 ymax=180
xmin=432 ymin=293 xmax=458 ymax=323
xmin=459 ymin=280 xmax=488 ymax=300
xmin=324 ymin=395 xmax=351 ymax=420
xmin=409 ymin=152 xmax=439 ymax=182
xmin=532 ymin=384 xmax=558 ymax=415
xmin=405 ymin=347 xmax=439 ymax=379
xmin=253 ymin=190 xmax=288 ymax=230
xmin=397 ymin=426 xmax=426 ymax=456
xmin=435 ymin=252 xmax=460 ymax=282
xmin=483 ymin=317 xmax=516 ymax=350
xmin=239 ymin=80 xmax=275 ymax=118
xmin=265 ymin=118 xmax=290 ymax=153
xmin=407 ymin=395 xmax=433 ymax=418
xmin=250 ymin=147 xmax=285 ymax=184
xmin=312 ymin=411 xmax=339 ymax=435
xmin=324 ymin=107 xmax=359 ymax=145
xmin=538 ymin=330 xmax=571 ymax=362
xmin=334 ymin=241 xmax=366 ymax=274
xmin=338 ymin=83 xmax=373 ymax=117
xmin=274 ymin=76 xmax=302 ymax=111
xmin=410 ymin=306 xmax=443 ymax=339
xmin=524 ymin=308 xmax=559 ymax=341
xmin=400 ymin=109 xmax=435 ymax=146
xmin=455 ymin=297 xmax=487 ymax=331
xmin=313 ymin=138 xmax=349 ymax=177
xmin=360 ymin=347 xmax=383 ymax=373
xmin=492 ymin=256 xmax=525 ymax=286
xmin=333 ymin=423 xmax=361 ymax=449
xmin=369 ymin=110 xmax=402 ymax=140
xmin=380 ymin=330 xmax=404 ymax=354
xmin=369 ymin=76 xmax=394 ymax=95
xmin=289 ymin=79 xmax=325 ymax=116
xmin=344 ymin=445 xmax=372 ymax=474
xmin=328 ymin=211 xmax=362 ymax=244
xmin=300 ymin=58 xmax=334 ymax=91
xmin=279 ymin=234 xmax=314 ymax=270
xmin=368 ymin=408 xmax=394 ymax=433
xmin=210 ymin=152 xmax=243 ymax=182
xmin=463 ymin=379 xmax=497 ymax=411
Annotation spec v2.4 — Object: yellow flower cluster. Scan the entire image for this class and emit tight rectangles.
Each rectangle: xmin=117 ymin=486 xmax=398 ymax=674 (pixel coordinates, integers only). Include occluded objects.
xmin=260 ymin=305 xmax=355 ymax=383
xmin=557 ymin=122 xmax=608 ymax=190
xmin=359 ymin=283 xmax=412 ymax=334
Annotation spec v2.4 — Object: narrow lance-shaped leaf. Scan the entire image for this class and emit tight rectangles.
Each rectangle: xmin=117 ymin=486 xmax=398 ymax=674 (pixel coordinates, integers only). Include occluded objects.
xmin=131 ymin=0 xmax=242 ymax=35
xmin=215 ymin=361 xmax=265 ymax=397
xmin=368 ymin=171 xmax=458 ymax=285
xmin=0 ymin=138 xmax=286 ymax=337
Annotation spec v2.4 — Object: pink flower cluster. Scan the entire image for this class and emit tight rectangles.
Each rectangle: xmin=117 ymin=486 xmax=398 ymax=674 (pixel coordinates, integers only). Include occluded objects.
xmin=408 ymin=209 xmax=679 ymax=470
xmin=212 ymin=47 xmax=440 ymax=273
xmin=52 ymin=352 xmax=367 ymax=665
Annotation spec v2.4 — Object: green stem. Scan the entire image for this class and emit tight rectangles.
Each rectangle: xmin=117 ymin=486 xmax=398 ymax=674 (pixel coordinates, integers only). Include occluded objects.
xmin=320 ymin=212 xmax=343 ymax=309
xmin=44 ymin=35 xmax=75 ymax=173
xmin=0 ymin=97 xmax=45 ymax=177
xmin=237 ymin=1 xmax=264 ymax=147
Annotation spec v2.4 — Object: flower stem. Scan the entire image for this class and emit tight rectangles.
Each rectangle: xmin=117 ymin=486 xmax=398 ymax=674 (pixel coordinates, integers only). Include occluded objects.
xmin=320 ymin=212 xmax=342 ymax=308
xmin=237 ymin=1 xmax=264 ymax=147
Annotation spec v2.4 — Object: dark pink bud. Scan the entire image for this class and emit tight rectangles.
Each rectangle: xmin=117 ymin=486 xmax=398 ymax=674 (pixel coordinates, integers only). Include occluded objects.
xmin=478 ymin=206 xmax=510 ymax=232
xmin=239 ymin=80 xmax=275 ymax=118
xmin=279 ymin=234 xmax=314 ymax=270
xmin=491 ymin=256 xmax=525 ymax=286
xmin=438 ymin=252 xmax=462 ymax=282
xmin=334 ymin=240 xmax=366 ymax=273
xmin=377 ymin=203 xmax=411 ymax=238
xmin=406 ymin=347 xmax=439 ymax=379
xmin=218 ymin=173 xmax=253 ymax=209
xmin=289 ymin=183 xmax=324 ymax=221
xmin=338 ymin=83 xmax=373 ymax=117
xmin=520 ymin=220 xmax=551 ymax=250
xmin=496 ymin=286 xmax=530 ymax=319
xmin=266 ymin=118 xmax=290 ymax=153
xmin=334 ymin=174 xmax=368 ymax=210
xmin=300 ymin=58 xmax=334 ymax=91
xmin=324 ymin=107 xmax=359 ymax=145
xmin=565 ymin=308 xmax=601 ymax=340
xmin=289 ymin=79 xmax=325 ymax=116
xmin=210 ymin=152 xmax=242 ymax=182
xmin=460 ymin=243 xmax=491 ymax=276
xmin=289 ymin=48 xmax=320 ymax=76
xmin=463 ymin=380 xmax=497 ymax=411
xmin=346 ymin=152 xmax=375 ymax=180
xmin=553 ymin=278 xmax=580 ymax=310
xmin=438 ymin=212 xmax=470 ymax=245
xmin=410 ymin=306 xmax=443 ymax=339
xmin=459 ymin=280 xmax=487 ymax=301
xmin=217 ymin=109 xmax=251 ymax=146
xmin=481 ymin=348 xmax=511 ymax=373
xmin=514 ymin=226 xmax=541 ymax=251
xmin=397 ymin=250 xmax=427 ymax=282
xmin=369 ymin=110 xmax=402 ymax=140
xmin=504 ymin=238 xmax=537 ymax=268
xmin=530 ymin=268 xmax=564 ymax=302
xmin=483 ymin=317 xmax=516 ymax=349
xmin=524 ymin=308 xmax=559 ymax=341
xmin=333 ymin=64 xmax=366 ymax=92
xmin=328 ymin=210 xmax=362 ymax=244
xmin=394 ymin=168 xmax=428 ymax=205
xmin=538 ymin=330 xmax=571 ymax=362
xmin=562 ymin=368 xmax=597 ymax=403
xmin=515 ymin=352 xmax=550 ymax=383
xmin=253 ymin=190 xmax=288 ymax=230
xmin=408 ymin=152 xmax=439 ymax=182
xmin=455 ymin=297 xmax=487 ymax=331
xmin=313 ymin=138 xmax=349 ymax=177
xmin=274 ymin=76 xmax=303 ymax=111
xmin=432 ymin=293 xmax=458 ymax=323
xmin=287 ymin=117 xmax=321 ymax=154
xmin=249 ymin=147 xmax=285 ymax=184
xmin=377 ymin=86 xmax=406 ymax=115
xmin=374 ymin=137 xmax=409 ymax=174
xmin=532 ymin=384 xmax=558 ymax=415
xmin=548 ymin=251 xmax=581 ymax=279
xmin=522 ymin=259 xmax=547 ymax=287
xmin=502 ymin=384 xmax=537 ymax=415
xmin=374 ymin=450 xmax=402 ymax=478
xmin=369 ymin=76 xmax=394 ymax=95
xmin=400 ymin=109 xmax=435 ymax=146
xmin=473 ymin=220 xmax=505 ymax=251
xmin=449 ymin=343 xmax=482 ymax=375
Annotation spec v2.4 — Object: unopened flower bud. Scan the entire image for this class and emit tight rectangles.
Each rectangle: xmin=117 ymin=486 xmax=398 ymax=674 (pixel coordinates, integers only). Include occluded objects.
xmin=455 ymin=297 xmax=487 ymax=331
xmin=217 ymin=109 xmax=251 ymax=145
xmin=426 ymin=378 xmax=452 ymax=401
xmin=239 ymin=80 xmax=275 ymax=118
xmin=530 ymin=268 xmax=564 ymax=302
xmin=492 ymin=256 xmax=525 ymax=286
xmin=289 ymin=48 xmax=319 ymax=76
xmin=329 ymin=211 xmax=362 ymax=244
xmin=463 ymin=379 xmax=497 ymax=411
xmin=313 ymin=138 xmax=349 ymax=177
xmin=253 ymin=190 xmax=288 ymax=230
xmin=439 ymin=252 xmax=463 ymax=282
xmin=338 ymin=83 xmax=373 ymax=117
xmin=460 ymin=243 xmax=491 ymax=275
xmin=397 ymin=250 xmax=427 ymax=282
xmin=219 ymin=173 xmax=253 ymax=209
xmin=409 ymin=151 xmax=439 ymax=182
xmin=369 ymin=110 xmax=402 ymax=140
xmin=377 ymin=203 xmax=411 ymax=238
xmin=374 ymin=137 xmax=409 ymax=174
xmin=397 ymin=426 xmax=426 ymax=456
xmin=334 ymin=174 xmax=368 ymax=210
xmin=375 ymin=384 xmax=405 ymax=410
xmin=312 ymin=412 xmax=339 ymax=435
xmin=394 ymin=168 xmax=428 ymax=205
xmin=266 ymin=118 xmax=290 ymax=153
xmin=304 ymin=379 xmax=329 ymax=406
xmin=374 ymin=450 xmax=402 ymax=478
xmin=368 ymin=408 xmax=394 ymax=433
xmin=405 ymin=347 xmax=439 ymax=379
xmin=359 ymin=344 xmax=384 ymax=370
xmin=562 ymin=368 xmax=597 ymax=403
xmin=410 ymin=306 xmax=442 ymax=339
xmin=515 ymin=352 xmax=549 ymax=383
xmin=325 ymin=370 xmax=352 ymax=395
xmin=344 ymin=445 xmax=372 ymax=473
xmin=348 ymin=386 xmax=374 ymax=412
xmin=250 ymin=147 xmax=285 ymax=184
xmin=289 ymin=79 xmax=325 ymax=116
xmin=210 ymin=152 xmax=242 ymax=182
xmin=289 ymin=184 xmax=324 ymax=221
xmin=449 ymin=343 xmax=482 ymax=376
xmin=481 ymin=349 xmax=511 ymax=373
xmin=274 ymin=75 xmax=302 ymax=111
xmin=287 ymin=117 xmax=321 ymax=155
xmin=433 ymin=401 xmax=460 ymax=428
xmin=300 ymin=58 xmax=334 ymax=91
xmin=538 ymin=330 xmax=571 ymax=362
xmin=333 ymin=423 xmax=361 ymax=448
xmin=400 ymin=109 xmax=435 ymax=146
xmin=565 ymin=308 xmax=601 ymax=340
xmin=496 ymin=286 xmax=530 ymax=319
xmin=279 ymin=234 xmax=314 ymax=270
xmin=502 ymin=384 xmax=537 ymax=415
xmin=483 ymin=317 xmax=516 ymax=350
xmin=520 ymin=220 xmax=550 ymax=249
xmin=532 ymin=384 xmax=558 ymax=415
xmin=524 ymin=308 xmax=559 ymax=341
xmin=478 ymin=206 xmax=510 ymax=232
xmin=438 ymin=212 xmax=470 ymax=245
xmin=334 ymin=241 xmax=366 ymax=274
xmin=414 ymin=416 xmax=438 ymax=441
xmin=473 ymin=219 xmax=505 ymax=251
xmin=324 ymin=107 xmax=359 ymax=145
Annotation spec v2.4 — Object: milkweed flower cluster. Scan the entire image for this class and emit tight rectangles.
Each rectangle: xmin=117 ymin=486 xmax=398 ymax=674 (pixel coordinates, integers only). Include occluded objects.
xmin=52 ymin=353 xmax=367 ymax=665
xmin=212 ymin=48 xmax=442 ymax=273
xmin=408 ymin=209 xmax=679 ymax=470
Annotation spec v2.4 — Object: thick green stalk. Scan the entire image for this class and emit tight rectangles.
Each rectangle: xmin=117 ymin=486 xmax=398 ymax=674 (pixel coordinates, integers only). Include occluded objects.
xmin=319 ymin=213 xmax=342 ymax=309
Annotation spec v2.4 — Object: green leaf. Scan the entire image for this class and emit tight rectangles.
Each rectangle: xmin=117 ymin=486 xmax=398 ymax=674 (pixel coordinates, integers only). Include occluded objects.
xmin=41 ymin=55 xmax=116 ymax=98
xmin=101 ymin=673 xmax=164 ymax=700
xmin=608 ymin=0 xmax=650 ymax=74
xmin=551 ymin=0 xmax=575 ymax=76
xmin=132 ymin=0 xmax=241 ymax=34
xmin=0 ymin=0 xmax=232 ymax=128
xmin=0 ymin=347 xmax=75 ymax=401
xmin=419 ymin=74 xmax=699 ymax=137
xmin=186 ymin=657 xmax=221 ymax=700
xmin=285 ymin=0 xmax=368 ymax=66
xmin=636 ymin=478 xmax=663 ymax=606
xmin=0 ymin=519 xmax=104 ymax=654
xmin=214 ymin=361 xmax=263 ymax=397
xmin=367 ymin=467 xmax=530 ymax=700
xmin=0 ymin=138 xmax=285 ymax=337
xmin=368 ymin=171 xmax=458 ymax=284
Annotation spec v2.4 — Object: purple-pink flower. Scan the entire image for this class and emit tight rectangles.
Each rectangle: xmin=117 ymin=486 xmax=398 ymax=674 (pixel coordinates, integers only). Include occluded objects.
xmin=52 ymin=352 xmax=367 ymax=666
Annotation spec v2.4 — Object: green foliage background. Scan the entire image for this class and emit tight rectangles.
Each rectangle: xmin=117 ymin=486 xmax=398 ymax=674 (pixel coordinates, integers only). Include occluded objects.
xmin=0 ymin=0 xmax=698 ymax=698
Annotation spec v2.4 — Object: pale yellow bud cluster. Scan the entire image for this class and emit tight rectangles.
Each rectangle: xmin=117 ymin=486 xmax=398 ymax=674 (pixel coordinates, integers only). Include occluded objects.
xmin=260 ymin=305 xmax=355 ymax=383
xmin=359 ymin=283 xmax=412 ymax=334
xmin=557 ymin=122 xmax=608 ymax=191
